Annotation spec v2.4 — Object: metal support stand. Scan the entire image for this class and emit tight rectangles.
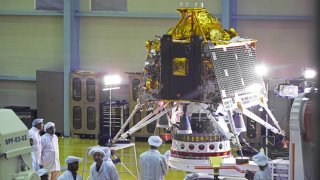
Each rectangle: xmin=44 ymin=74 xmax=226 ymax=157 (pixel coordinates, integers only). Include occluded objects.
xmin=227 ymin=110 xmax=243 ymax=156
xmin=118 ymin=102 xmax=179 ymax=140
xmin=103 ymin=86 xmax=120 ymax=146
xmin=109 ymin=89 xmax=112 ymax=144
xmin=112 ymin=103 xmax=141 ymax=144
xmin=265 ymin=114 xmax=268 ymax=156
xmin=110 ymin=143 xmax=139 ymax=180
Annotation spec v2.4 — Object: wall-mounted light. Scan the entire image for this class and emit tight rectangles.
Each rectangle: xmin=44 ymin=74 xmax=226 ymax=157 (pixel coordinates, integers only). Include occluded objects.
xmin=303 ymin=68 xmax=316 ymax=79
xmin=104 ymin=75 xmax=121 ymax=86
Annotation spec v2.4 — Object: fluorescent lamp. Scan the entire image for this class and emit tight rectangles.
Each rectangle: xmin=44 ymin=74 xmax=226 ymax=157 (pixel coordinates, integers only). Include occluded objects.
xmin=104 ymin=75 xmax=121 ymax=86
xmin=304 ymin=69 xmax=316 ymax=79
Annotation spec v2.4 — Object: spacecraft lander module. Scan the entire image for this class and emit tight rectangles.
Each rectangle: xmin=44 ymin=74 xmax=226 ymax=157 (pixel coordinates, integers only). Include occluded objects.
xmin=113 ymin=6 xmax=285 ymax=178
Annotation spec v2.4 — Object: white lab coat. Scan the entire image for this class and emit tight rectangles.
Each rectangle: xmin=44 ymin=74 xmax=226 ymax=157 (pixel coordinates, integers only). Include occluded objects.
xmin=31 ymin=151 xmax=40 ymax=171
xmin=57 ymin=170 xmax=82 ymax=180
xmin=41 ymin=133 xmax=60 ymax=172
xmin=253 ymin=166 xmax=272 ymax=180
xmin=140 ymin=149 xmax=168 ymax=180
xmin=102 ymin=149 xmax=112 ymax=162
xmin=89 ymin=161 xmax=119 ymax=180
xmin=29 ymin=126 xmax=42 ymax=170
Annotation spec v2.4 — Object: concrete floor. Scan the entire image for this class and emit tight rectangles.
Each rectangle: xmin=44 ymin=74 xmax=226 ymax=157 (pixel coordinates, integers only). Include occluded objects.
xmin=58 ymin=137 xmax=186 ymax=179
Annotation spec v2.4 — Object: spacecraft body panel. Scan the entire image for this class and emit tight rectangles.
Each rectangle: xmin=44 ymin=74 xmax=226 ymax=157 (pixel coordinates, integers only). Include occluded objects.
xmin=160 ymin=35 xmax=203 ymax=101
xmin=171 ymin=133 xmax=231 ymax=159
xmin=168 ymin=156 xmax=259 ymax=176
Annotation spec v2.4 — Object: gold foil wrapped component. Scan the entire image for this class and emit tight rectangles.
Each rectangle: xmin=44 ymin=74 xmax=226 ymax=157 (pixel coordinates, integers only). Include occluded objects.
xmin=167 ymin=7 xmax=240 ymax=45
xmin=210 ymin=29 xmax=222 ymax=42
xmin=145 ymin=39 xmax=161 ymax=52
xmin=221 ymin=28 xmax=239 ymax=41
xmin=250 ymin=41 xmax=257 ymax=49
xmin=152 ymin=39 xmax=161 ymax=52
xmin=173 ymin=57 xmax=189 ymax=76
xmin=145 ymin=77 xmax=158 ymax=91
xmin=228 ymin=28 xmax=238 ymax=37
xmin=221 ymin=30 xmax=231 ymax=41
xmin=145 ymin=41 xmax=152 ymax=52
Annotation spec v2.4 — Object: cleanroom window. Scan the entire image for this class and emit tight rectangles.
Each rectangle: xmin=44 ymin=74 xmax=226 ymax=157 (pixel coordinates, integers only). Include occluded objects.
xmin=91 ymin=0 xmax=127 ymax=12
xmin=86 ymin=78 xmax=96 ymax=102
xmin=73 ymin=106 xmax=82 ymax=130
xmin=87 ymin=107 xmax=96 ymax=130
xmin=72 ymin=78 xmax=81 ymax=101
xmin=35 ymin=0 xmax=64 ymax=11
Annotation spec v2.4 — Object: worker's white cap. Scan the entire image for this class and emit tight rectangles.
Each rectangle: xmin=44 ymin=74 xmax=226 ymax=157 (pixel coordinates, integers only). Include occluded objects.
xmin=101 ymin=147 xmax=111 ymax=158
xmin=252 ymin=151 xmax=268 ymax=166
xmin=32 ymin=118 xmax=44 ymax=126
xmin=36 ymin=168 xmax=48 ymax=176
xmin=148 ymin=135 xmax=162 ymax=147
xmin=88 ymin=147 xmax=105 ymax=157
xmin=65 ymin=156 xmax=83 ymax=164
xmin=44 ymin=122 xmax=55 ymax=131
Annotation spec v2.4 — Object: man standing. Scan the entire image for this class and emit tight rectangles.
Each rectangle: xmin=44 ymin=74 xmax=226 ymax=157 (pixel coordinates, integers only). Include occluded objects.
xmin=89 ymin=147 xmax=119 ymax=180
xmin=252 ymin=150 xmax=272 ymax=180
xmin=29 ymin=118 xmax=44 ymax=171
xmin=140 ymin=136 xmax=168 ymax=180
xmin=41 ymin=122 xmax=60 ymax=180
xmin=57 ymin=156 xmax=83 ymax=180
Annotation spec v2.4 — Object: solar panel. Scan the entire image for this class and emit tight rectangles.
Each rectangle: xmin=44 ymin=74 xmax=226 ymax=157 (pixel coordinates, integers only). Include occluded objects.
xmin=209 ymin=42 xmax=266 ymax=109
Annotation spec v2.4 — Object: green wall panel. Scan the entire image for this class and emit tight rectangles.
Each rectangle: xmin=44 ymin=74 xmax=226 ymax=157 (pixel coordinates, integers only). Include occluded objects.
xmin=0 ymin=0 xmax=35 ymax=11
xmin=0 ymin=81 xmax=37 ymax=108
xmin=79 ymin=17 xmax=177 ymax=79
xmin=237 ymin=0 xmax=315 ymax=16
xmin=0 ymin=16 xmax=64 ymax=78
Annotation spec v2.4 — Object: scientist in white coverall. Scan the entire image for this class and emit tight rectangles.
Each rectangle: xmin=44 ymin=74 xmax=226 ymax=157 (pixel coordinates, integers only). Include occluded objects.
xmin=29 ymin=118 xmax=44 ymax=171
xmin=41 ymin=122 xmax=60 ymax=180
xmin=101 ymin=147 xmax=112 ymax=162
xmin=57 ymin=156 xmax=83 ymax=180
xmin=253 ymin=151 xmax=272 ymax=180
xmin=140 ymin=136 xmax=168 ymax=180
xmin=89 ymin=147 xmax=119 ymax=180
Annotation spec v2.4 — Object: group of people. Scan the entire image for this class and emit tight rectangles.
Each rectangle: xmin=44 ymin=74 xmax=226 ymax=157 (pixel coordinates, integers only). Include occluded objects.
xmin=29 ymin=118 xmax=60 ymax=180
xmin=28 ymin=117 xmax=268 ymax=180
xmin=28 ymin=118 xmax=168 ymax=180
